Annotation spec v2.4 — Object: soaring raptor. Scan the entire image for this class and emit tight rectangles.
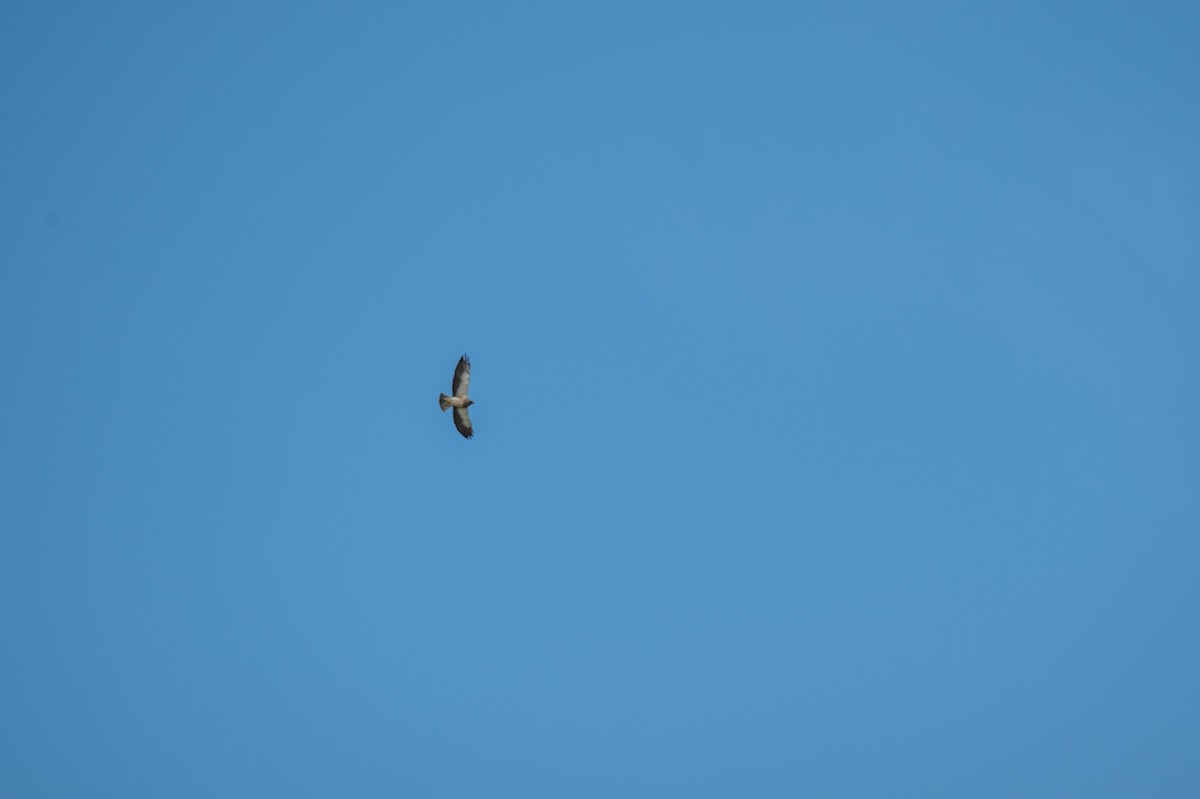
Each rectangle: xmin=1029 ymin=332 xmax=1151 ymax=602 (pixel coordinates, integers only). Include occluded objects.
xmin=438 ymin=355 xmax=475 ymax=439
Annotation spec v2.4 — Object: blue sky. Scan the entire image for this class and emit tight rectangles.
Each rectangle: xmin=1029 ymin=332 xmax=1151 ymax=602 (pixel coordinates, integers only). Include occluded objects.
xmin=2 ymin=2 xmax=1198 ymax=796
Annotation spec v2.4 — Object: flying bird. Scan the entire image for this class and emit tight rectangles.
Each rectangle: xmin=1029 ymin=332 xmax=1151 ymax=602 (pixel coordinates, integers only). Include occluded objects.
xmin=438 ymin=354 xmax=475 ymax=439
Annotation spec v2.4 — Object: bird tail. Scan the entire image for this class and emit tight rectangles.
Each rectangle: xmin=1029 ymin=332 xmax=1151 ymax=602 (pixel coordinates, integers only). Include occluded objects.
xmin=439 ymin=393 xmax=451 ymax=411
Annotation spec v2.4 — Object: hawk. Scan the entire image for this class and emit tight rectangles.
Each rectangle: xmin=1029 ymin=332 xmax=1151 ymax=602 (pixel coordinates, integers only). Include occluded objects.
xmin=438 ymin=354 xmax=475 ymax=439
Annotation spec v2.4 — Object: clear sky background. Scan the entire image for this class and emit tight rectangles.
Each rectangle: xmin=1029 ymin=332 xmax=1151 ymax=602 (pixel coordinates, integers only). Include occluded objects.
xmin=2 ymin=2 xmax=1198 ymax=797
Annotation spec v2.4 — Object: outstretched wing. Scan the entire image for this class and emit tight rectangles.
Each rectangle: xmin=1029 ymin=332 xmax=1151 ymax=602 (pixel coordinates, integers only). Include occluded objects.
xmin=452 ymin=406 xmax=473 ymax=439
xmin=451 ymin=355 xmax=471 ymax=398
